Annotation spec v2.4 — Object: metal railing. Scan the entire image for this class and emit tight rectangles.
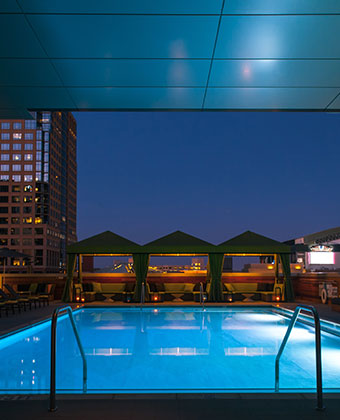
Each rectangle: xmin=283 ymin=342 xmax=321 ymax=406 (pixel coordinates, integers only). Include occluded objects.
xmin=199 ymin=282 xmax=205 ymax=310
xmin=140 ymin=282 xmax=145 ymax=307
xmin=275 ymin=304 xmax=324 ymax=410
xmin=49 ymin=306 xmax=87 ymax=412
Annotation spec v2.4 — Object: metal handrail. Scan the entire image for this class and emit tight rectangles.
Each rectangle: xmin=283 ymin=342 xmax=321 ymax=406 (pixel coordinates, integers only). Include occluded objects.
xmin=199 ymin=282 xmax=205 ymax=310
xmin=275 ymin=304 xmax=324 ymax=410
xmin=49 ymin=306 xmax=87 ymax=412
xmin=140 ymin=282 xmax=145 ymax=307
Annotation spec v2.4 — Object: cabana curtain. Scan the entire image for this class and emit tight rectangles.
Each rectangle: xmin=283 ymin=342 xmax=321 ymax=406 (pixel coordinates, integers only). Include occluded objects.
xmin=132 ymin=253 xmax=150 ymax=302
xmin=208 ymin=253 xmax=224 ymax=302
xmin=62 ymin=253 xmax=77 ymax=302
xmin=279 ymin=253 xmax=294 ymax=302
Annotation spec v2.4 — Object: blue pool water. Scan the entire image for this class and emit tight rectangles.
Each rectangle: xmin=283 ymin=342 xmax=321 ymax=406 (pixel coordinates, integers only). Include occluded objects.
xmin=0 ymin=306 xmax=340 ymax=393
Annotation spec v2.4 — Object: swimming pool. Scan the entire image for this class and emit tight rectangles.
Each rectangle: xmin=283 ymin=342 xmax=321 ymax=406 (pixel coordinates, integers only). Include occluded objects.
xmin=0 ymin=306 xmax=340 ymax=394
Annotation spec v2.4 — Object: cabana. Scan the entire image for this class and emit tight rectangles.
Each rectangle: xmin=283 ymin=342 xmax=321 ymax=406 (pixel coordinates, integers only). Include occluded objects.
xmin=62 ymin=231 xmax=142 ymax=302
xmin=216 ymin=231 xmax=294 ymax=302
xmin=142 ymin=230 xmax=220 ymax=301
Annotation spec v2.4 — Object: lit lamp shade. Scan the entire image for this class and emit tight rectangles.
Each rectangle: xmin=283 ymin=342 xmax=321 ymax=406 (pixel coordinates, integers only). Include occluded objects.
xmin=74 ymin=286 xmax=81 ymax=303
xmin=152 ymin=293 xmax=161 ymax=302
xmin=274 ymin=287 xmax=282 ymax=302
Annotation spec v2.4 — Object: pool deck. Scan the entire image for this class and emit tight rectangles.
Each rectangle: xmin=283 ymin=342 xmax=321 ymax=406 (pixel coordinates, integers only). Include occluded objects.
xmin=0 ymin=393 xmax=339 ymax=420
xmin=1 ymin=299 xmax=340 ymax=419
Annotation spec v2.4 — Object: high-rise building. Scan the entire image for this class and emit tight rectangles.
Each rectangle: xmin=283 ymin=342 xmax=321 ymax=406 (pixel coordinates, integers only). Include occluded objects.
xmin=0 ymin=112 xmax=77 ymax=272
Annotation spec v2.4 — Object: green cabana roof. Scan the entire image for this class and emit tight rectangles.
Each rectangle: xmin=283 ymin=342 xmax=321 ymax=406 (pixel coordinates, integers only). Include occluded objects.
xmin=143 ymin=230 xmax=216 ymax=254
xmin=217 ymin=231 xmax=291 ymax=254
xmin=67 ymin=230 xmax=141 ymax=254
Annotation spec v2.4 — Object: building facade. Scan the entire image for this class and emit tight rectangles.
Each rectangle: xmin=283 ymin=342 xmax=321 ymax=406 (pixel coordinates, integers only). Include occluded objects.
xmin=0 ymin=112 xmax=77 ymax=272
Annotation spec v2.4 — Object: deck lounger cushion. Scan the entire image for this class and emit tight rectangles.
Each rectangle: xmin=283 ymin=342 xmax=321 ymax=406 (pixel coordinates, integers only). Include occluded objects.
xmin=101 ymin=283 xmax=126 ymax=293
xmin=164 ymin=283 xmax=186 ymax=293
xmin=224 ymin=283 xmax=235 ymax=292
xmin=92 ymin=282 xmax=102 ymax=293
xmin=183 ymin=283 xmax=195 ymax=293
xmin=231 ymin=283 xmax=258 ymax=293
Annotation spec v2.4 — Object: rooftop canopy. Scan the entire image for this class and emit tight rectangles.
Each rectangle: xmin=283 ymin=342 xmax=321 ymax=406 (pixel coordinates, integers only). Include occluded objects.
xmin=142 ymin=230 xmax=216 ymax=254
xmin=1 ymin=1 xmax=340 ymax=117
xmin=217 ymin=230 xmax=291 ymax=254
xmin=66 ymin=230 xmax=141 ymax=255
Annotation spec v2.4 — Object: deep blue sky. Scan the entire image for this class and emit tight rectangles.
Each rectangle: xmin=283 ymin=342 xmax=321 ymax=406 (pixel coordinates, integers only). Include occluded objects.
xmin=74 ymin=112 xmax=340 ymax=245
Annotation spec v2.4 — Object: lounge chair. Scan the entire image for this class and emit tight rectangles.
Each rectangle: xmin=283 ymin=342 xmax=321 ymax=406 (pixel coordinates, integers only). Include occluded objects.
xmin=4 ymin=284 xmax=33 ymax=310
xmin=0 ymin=288 xmax=21 ymax=314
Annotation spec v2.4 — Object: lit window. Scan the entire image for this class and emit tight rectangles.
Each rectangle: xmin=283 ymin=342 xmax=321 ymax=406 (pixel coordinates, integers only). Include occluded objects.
xmin=23 ymin=217 xmax=33 ymax=224
xmin=24 ymin=154 xmax=33 ymax=161
xmin=24 ymin=144 xmax=33 ymax=151
xmin=43 ymin=173 xmax=49 ymax=182
xmin=1 ymin=154 xmax=9 ymax=161
xmin=24 ymin=133 xmax=33 ymax=140
xmin=24 ymin=196 xmax=32 ymax=203
xmin=13 ymin=144 xmax=22 ymax=150
xmin=12 ymin=175 xmax=21 ymax=182
xmin=12 ymin=164 xmax=21 ymax=171
xmin=13 ymin=133 xmax=22 ymax=139
xmin=1 ymin=144 xmax=10 ymax=150
xmin=1 ymin=123 xmax=10 ymax=129
xmin=12 ymin=196 xmax=20 ymax=203
xmin=0 ymin=175 xmax=9 ymax=181
xmin=35 ymin=172 xmax=42 ymax=181
xmin=12 ymin=186 xmax=20 ymax=192
xmin=36 ymin=162 xmax=42 ymax=171
xmin=36 ymin=131 xmax=42 ymax=140
xmin=1 ymin=133 xmax=10 ymax=140
xmin=13 ymin=154 xmax=21 ymax=161
xmin=0 ymin=165 xmax=9 ymax=171
xmin=13 ymin=122 xmax=22 ymax=130
xmin=36 ymin=152 xmax=41 ymax=161
xmin=36 ymin=142 xmax=42 ymax=150
xmin=24 ymin=165 xmax=33 ymax=171
xmin=35 ymin=217 xmax=42 ymax=224
xmin=24 ymin=175 xmax=33 ymax=182
xmin=24 ymin=185 xmax=33 ymax=192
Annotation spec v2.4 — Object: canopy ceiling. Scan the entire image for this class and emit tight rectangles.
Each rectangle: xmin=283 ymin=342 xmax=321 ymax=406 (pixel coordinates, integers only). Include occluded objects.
xmin=217 ymin=230 xmax=291 ymax=254
xmin=143 ymin=230 xmax=216 ymax=254
xmin=67 ymin=231 xmax=141 ymax=255
xmin=1 ymin=1 xmax=340 ymax=117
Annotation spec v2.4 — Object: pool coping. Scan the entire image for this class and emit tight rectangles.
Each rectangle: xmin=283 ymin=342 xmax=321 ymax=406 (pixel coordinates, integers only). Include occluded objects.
xmin=1 ymin=392 xmax=340 ymax=401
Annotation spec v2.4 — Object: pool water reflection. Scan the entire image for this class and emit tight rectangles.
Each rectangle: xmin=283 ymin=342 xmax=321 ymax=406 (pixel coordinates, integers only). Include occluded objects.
xmin=0 ymin=307 xmax=340 ymax=393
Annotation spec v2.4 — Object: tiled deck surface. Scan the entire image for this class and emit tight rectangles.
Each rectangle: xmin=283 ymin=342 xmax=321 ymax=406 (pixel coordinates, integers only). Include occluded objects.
xmin=0 ymin=299 xmax=339 ymax=419
xmin=0 ymin=394 xmax=339 ymax=420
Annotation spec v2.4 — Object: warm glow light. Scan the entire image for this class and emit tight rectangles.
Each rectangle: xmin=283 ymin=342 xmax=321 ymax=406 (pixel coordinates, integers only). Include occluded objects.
xmin=275 ymin=296 xmax=280 ymax=301
xmin=295 ymin=265 xmax=302 ymax=270
xmin=76 ymin=297 xmax=80 ymax=301
xmin=267 ymin=265 xmax=274 ymax=270
xmin=81 ymin=297 xmax=85 ymax=302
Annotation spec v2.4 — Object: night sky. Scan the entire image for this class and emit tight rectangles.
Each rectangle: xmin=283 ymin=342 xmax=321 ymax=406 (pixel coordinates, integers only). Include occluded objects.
xmin=74 ymin=111 xmax=340 ymax=246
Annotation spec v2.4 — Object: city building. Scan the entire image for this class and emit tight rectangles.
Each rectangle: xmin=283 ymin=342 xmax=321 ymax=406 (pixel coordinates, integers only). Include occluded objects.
xmin=0 ymin=112 xmax=77 ymax=272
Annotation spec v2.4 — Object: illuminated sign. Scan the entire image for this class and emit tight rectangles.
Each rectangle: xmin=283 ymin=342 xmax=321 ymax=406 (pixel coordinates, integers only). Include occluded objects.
xmin=309 ymin=252 xmax=334 ymax=265
xmin=309 ymin=244 xmax=333 ymax=252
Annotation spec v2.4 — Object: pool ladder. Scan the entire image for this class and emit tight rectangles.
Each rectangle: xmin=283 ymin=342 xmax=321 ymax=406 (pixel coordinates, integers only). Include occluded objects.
xmin=199 ymin=282 xmax=207 ymax=310
xmin=49 ymin=306 xmax=87 ymax=412
xmin=275 ymin=304 xmax=324 ymax=410
xmin=140 ymin=282 xmax=145 ymax=307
